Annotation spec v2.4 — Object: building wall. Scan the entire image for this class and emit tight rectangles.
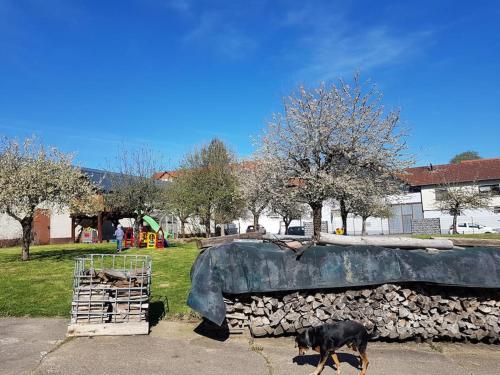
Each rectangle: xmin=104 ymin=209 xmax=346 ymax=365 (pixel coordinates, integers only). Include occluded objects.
xmin=388 ymin=192 xmax=422 ymax=205
xmin=50 ymin=208 xmax=72 ymax=240
xmin=424 ymin=209 xmax=500 ymax=233
xmin=0 ymin=213 xmax=22 ymax=243
xmin=421 ymin=180 xmax=500 ymax=212
xmin=233 ymin=203 xmax=393 ymax=236
xmin=419 ymin=180 xmax=500 ymax=233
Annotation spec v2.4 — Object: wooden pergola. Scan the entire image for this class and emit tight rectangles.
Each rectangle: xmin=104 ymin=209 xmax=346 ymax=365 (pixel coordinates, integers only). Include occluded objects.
xmin=70 ymin=194 xmax=135 ymax=243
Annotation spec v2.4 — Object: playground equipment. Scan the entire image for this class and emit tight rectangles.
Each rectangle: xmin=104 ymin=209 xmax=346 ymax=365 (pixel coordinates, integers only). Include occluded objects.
xmin=123 ymin=227 xmax=135 ymax=248
xmin=81 ymin=227 xmax=98 ymax=243
xmin=143 ymin=215 xmax=166 ymax=249
xmin=122 ymin=216 xmax=169 ymax=249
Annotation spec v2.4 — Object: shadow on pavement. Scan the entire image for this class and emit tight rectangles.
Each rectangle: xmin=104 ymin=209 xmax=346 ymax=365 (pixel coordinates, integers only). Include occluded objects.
xmin=149 ymin=299 xmax=167 ymax=327
xmin=193 ymin=319 xmax=230 ymax=342
xmin=293 ymin=352 xmax=360 ymax=370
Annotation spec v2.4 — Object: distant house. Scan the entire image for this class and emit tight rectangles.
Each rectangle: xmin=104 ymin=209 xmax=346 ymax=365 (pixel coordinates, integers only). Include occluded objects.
xmin=399 ymin=158 xmax=500 ymax=233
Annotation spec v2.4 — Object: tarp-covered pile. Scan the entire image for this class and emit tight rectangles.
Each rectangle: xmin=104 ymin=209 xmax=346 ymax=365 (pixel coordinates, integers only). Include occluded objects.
xmin=187 ymin=242 xmax=500 ymax=325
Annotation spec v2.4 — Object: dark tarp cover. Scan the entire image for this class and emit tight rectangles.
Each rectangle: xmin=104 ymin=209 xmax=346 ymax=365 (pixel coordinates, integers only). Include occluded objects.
xmin=187 ymin=242 xmax=500 ymax=325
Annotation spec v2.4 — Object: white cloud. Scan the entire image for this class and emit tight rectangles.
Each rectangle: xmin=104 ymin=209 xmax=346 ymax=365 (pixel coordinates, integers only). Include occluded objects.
xmin=299 ymin=27 xmax=432 ymax=80
xmin=165 ymin=0 xmax=192 ymax=16
xmin=279 ymin=4 xmax=433 ymax=81
xmin=182 ymin=11 xmax=257 ymax=59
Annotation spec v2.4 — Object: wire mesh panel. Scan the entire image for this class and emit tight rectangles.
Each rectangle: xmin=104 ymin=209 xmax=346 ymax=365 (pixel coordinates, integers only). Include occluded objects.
xmin=67 ymin=254 xmax=151 ymax=336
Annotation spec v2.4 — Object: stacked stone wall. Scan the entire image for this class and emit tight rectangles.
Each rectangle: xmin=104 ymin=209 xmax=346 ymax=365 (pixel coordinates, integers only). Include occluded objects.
xmin=411 ymin=218 xmax=441 ymax=235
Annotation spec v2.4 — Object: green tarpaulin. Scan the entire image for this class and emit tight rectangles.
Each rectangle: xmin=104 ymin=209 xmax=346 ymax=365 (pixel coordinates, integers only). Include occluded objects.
xmin=187 ymin=242 xmax=500 ymax=325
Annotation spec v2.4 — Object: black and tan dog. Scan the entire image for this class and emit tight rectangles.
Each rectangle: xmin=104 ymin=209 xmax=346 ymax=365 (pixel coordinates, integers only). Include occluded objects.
xmin=295 ymin=320 xmax=369 ymax=375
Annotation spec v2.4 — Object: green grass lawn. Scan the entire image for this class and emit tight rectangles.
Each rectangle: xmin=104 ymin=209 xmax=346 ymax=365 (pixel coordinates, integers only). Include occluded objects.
xmin=413 ymin=233 xmax=500 ymax=239
xmin=0 ymin=242 xmax=199 ymax=319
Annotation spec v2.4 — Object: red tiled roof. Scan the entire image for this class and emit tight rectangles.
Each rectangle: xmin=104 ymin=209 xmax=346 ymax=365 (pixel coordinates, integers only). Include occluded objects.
xmin=155 ymin=158 xmax=500 ymax=186
xmin=402 ymin=158 xmax=500 ymax=187
xmin=152 ymin=171 xmax=182 ymax=180
xmin=153 ymin=160 xmax=259 ymax=180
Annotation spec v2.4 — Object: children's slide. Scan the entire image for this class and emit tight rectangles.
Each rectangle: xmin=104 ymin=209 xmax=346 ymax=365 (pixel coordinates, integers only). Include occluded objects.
xmin=143 ymin=215 xmax=161 ymax=233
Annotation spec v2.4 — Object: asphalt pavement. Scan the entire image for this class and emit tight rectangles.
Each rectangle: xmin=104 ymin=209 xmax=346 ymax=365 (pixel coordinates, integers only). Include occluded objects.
xmin=0 ymin=318 xmax=498 ymax=375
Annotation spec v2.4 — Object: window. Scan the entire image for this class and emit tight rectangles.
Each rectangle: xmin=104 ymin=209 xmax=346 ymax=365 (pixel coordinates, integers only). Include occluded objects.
xmin=494 ymin=206 xmax=500 ymax=214
xmin=479 ymin=184 xmax=500 ymax=196
xmin=434 ymin=189 xmax=448 ymax=201
xmin=457 ymin=223 xmax=466 ymax=228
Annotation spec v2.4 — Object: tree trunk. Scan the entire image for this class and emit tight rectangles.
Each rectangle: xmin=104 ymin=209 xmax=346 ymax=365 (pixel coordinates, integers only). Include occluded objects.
xmin=253 ymin=212 xmax=259 ymax=231
xmin=180 ymin=220 xmax=186 ymax=238
xmin=452 ymin=208 xmax=458 ymax=235
xmin=133 ymin=215 xmax=142 ymax=248
xmin=309 ymin=201 xmax=323 ymax=241
xmin=205 ymin=213 xmax=211 ymax=238
xmin=361 ymin=216 xmax=368 ymax=236
xmin=340 ymin=199 xmax=348 ymax=236
xmin=21 ymin=218 xmax=32 ymax=261
xmin=283 ymin=216 xmax=292 ymax=235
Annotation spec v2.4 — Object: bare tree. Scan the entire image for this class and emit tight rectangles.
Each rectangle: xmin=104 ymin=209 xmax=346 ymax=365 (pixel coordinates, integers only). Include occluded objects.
xmin=0 ymin=136 xmax=96 ymax=260
xmin=435 ymin=182 xmax=491 ymax=234
xmin=105 ymin=147 xmax=163 ymax=247
xmin=259 ymin=74 xmax=409 ymax=239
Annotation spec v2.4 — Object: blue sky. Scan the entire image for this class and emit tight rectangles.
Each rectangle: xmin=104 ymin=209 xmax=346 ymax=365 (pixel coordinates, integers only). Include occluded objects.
xmin=1 ymin=0 xmax=499 ymax=170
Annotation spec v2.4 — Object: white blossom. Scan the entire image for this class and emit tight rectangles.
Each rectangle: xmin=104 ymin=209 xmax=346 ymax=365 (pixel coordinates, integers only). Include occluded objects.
xmin=0 ymin=136 xmax=96 ymax=260
xmin=258 ymin=74 xmax=411 ymax=238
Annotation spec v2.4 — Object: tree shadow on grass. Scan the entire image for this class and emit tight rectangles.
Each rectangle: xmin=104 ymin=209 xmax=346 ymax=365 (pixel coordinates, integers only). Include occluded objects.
xmin=0 ymin=248 xmax=115 ymax=263
xmin=28 ymin=248 xmax=116 ymax=262
xmin=293 ymin=352 xmax=360 ymax=371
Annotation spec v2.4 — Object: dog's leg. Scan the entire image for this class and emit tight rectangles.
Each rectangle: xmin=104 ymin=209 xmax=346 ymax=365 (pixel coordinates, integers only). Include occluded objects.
xmin=331 ymin=352 xmax=341 ymax=375
xmin=309 ymin=352 xmax=328 ymax=375
xmin=359 ymin=351 xmax=369 ymax=375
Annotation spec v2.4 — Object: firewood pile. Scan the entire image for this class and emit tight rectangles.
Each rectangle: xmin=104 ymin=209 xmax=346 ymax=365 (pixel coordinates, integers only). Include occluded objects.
xmin=224 ymin=284 xmax=500 ymax=343
xmin=68 ymin=254 xmax=151 ymax=336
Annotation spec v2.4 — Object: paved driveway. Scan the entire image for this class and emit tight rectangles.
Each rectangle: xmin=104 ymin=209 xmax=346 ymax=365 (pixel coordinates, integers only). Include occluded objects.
xmin=1 ymin=318 xmax=498 ymax=374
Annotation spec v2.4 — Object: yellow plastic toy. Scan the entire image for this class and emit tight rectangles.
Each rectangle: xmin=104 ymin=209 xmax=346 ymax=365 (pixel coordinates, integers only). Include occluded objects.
xmin=146 ymin=232 xmax=157 ymax=249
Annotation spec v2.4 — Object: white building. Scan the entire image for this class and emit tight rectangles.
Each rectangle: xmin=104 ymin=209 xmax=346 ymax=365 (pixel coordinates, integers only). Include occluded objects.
xmin=402 ymin=158 xmax=500 ymax=233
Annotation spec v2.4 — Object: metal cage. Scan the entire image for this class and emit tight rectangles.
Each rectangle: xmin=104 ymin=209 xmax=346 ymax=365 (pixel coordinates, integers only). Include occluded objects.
xmin=67 ymin=254 xmax=152 ymax=336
